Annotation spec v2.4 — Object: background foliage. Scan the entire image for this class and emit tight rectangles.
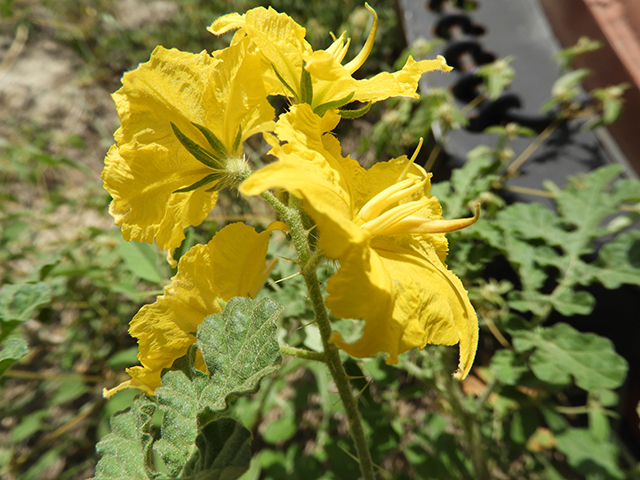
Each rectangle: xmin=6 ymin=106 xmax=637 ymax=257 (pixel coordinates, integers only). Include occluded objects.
xmin=1 ymin=0 xmax=639 ymax=479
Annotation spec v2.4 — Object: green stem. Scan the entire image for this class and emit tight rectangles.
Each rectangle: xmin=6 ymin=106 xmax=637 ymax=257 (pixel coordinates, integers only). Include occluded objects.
xmin=280 ymin=344 xmax=326 ymax=363
xmin=262 ymin=191 xmax=376 ymax=480
xmin=434 ymin=365 xmax=491 ymax=480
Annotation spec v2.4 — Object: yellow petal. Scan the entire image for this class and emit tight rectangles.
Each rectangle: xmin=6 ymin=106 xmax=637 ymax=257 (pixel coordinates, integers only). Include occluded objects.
xmin=240 ymin=105 xmax=366 ymax=259
xmin=350 ymin=56 xmax=452 ymax=103
xmin=102 ymin=42 xmax=274 ymax=250
xmin=104 ymin=143 xmax=218 ymax=250
xmin=105 ymin=222 xmax=280 ymax=396
xmin=212 ymin=221 xmax=286 ymax=300
xmin=329 ymin=238 xmax=478 ymax=378
xmin=209 ymin=7 xmax=312 ymax=100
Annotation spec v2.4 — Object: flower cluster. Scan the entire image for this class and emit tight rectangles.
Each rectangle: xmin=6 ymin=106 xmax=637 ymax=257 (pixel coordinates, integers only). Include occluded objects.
xmin=102 ymin=5 xmax=478 ymax=396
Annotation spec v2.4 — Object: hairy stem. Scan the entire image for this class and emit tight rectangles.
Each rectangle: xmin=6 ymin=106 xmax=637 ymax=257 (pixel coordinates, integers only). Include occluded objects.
xmin=280 ymin=344 xmax=326 ymax=362
xmin=261 ymin=190 xmax=376 ymax=480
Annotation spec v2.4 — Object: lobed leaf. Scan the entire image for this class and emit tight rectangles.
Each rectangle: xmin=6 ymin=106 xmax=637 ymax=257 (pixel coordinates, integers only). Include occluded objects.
xmin=0 ymin=282 xmax=51 ymax=324
xmin=197 ymin=297 xmax=283 ymax=413
xmin=92 ymin=395 xmax=156 ymax=480
xmin=0 ymin=337 xmax=29 ymax=378
xmin=580 ymin=230 xmax=640 ymax=289
xmin=512 ymin=323 xmax=628 ymax=391
xmin=117 ymin=238 xmax=165 ymax=284
xmin=555 ymin=428 xmax=624 ymax=479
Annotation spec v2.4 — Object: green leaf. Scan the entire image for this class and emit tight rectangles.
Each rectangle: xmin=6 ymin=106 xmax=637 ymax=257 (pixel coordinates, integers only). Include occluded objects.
xmin=555 ymin=428 xmax=624 ymax=479
xmin=183 ymin=418 xmax=252 ymax=480
xmin=512 ymin=323 xmax=628 ymax=391
xmin=0 ymin=282 xmax=51 ymax=324
xmin=148 ymin=298 xmax=281 ymax=478
xmin=432 ymin=151 xmax=500 ymax=219
xmin=92 ymin=395 xmax=157 ymax=480
xmin=489 ymin=349 xmax=528 ymax=385
xmin=581 ymin=230 xmax=640 ymax=289
xmin=507 ymin=291 xmax=549 ymax=316
xmin=550 ymin=289 xmax=595 ymax=316
xmin=118 ymin=237 xmax=164 ymax=284
xmin=154 ymin=364 xmax=209 ymax=477
xmin=551 ymin=68 xmax=591 ymax=98
xmin=197 ymin=297 xmax=283 ymax=413
xmin=11 ymin=410 xmax=48 ymax=443
xmin=555 ymin=165 xmax=623 ymax=239
xmin=231 ymin=126 xmax=243 ymax=157
xmin=495 ymin=203 xmax=565 ymax=246
xmin=0 ymin=337 xmax=28 ymax=377
xmin=476 ymin=56 xmax=515 ymax=100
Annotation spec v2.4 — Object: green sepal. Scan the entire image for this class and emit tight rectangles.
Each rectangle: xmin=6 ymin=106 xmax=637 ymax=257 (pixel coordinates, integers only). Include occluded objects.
xmin=171 ymin=122 xmax=223 ymax=169
xmin=300 ymin=61 xmax=313 ymax=105
xmin=231 ymin=126 xmax=243 ymax=157
xmin=338 ymin=101 xmax=372 ymax=119
xmin=191 ymin=122 xmax=230 ymax=160
xmin=314 ymin=91 xmax=355 ymax=117
xmin=271 ymin=63 xmax=298 ymax=101
xmin=173 ymin=173 xmax=224 ymax=193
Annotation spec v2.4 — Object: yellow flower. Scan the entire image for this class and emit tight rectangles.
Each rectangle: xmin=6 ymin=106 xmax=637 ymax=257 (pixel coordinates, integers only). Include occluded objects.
xmin=103 ymin=222 xmax=284 ymax=397
xmin=209 ymin=5 xmax=452 ymax=114
xmin=240 ymin=105 xmax=479 ymax=379
xmin=102 ymin=38 xmax=275 ymax=251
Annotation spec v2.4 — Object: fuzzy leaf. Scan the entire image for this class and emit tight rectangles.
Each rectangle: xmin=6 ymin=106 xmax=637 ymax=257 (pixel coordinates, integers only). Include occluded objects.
xmin=495 ymin=203 xmax=566 ymax=246
xmin=489 ymin=349 xmax=529 ymax=385
xmin=555 ymin=165 xmax=623 ymax=239
xmin=550 ymin=289 xmax=595 ymax=316
xmin=432 ymin=151 xmax=500 ymax=219
xmin=0 ymin=282 xmax=51 ymax=324
xmin=154 ymin=362 xmax=209 ymax=477
xmin=512 ymin=323 xmax=627 ymax=391
xmin=581 ymin=230 xmax=640 ymax=289
xmin=117 ymin=238 xmax=164 ymax=284
xmin=555 ymin=428 xmax=624 ymax=479
xmin=92 ymin=395 xmax=156 ymax=480
xmin=0 ymin=337 xmax=29 ymax=378
xmin=197 ymin=297 xmax=283 ymax=412
xmin=183 ymin=418 xmax=252 ymax=479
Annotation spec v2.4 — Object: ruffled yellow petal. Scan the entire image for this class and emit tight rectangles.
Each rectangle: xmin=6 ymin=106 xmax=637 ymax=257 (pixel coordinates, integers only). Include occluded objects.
xmin=209 ymin=5 xmax=450 ymax=110
xmin=104 ymin=222 xmax=281 ymax=397
xmin=213 ymin=221 xmax=286 ymax=300
xmin=240 ymin=103 xmax=477 ymax=377
xmin=104 ymin=143 xmax=217 ymax=250
xmin=329 ymin=237 xmax=477 ymax=378
xmin=306 ymin=54 xmax=453 ymax=105
xmin=240 ymin=105 xmax=366 ymax=258
xmin=102 ymin=40 xmax=274 ymax=250
xmin=209 ymin=7 xmax=311 ymax=100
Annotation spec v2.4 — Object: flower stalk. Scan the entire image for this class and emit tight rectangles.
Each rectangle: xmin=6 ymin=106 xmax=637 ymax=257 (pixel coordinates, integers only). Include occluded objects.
xmin=261 ymin=190 xmax=376 ymax=480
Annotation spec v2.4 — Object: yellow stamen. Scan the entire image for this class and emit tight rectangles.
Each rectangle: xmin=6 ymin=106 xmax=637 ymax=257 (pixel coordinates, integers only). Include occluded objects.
xmin=343 ymin=3 xmax=378 ymax=74
xmin=378 ymin=203 xmax=481 ymax=236
xmin=361 ymin=199 xmax=429 ymax=236
xmin=325 ymin=31 xmax=351 ymax=63
xmin=357 ymin=176 xmax=427 ymax=222
xmin=396 ymin=137 xmax=424 ymax=183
